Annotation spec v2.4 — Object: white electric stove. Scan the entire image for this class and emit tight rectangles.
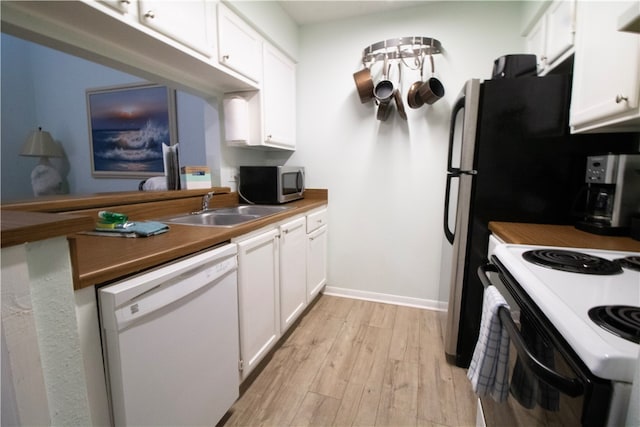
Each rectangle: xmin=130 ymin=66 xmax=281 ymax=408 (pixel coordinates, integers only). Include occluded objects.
xmin=479 ymin=241 xmax=640 ymax=426
xmin=493 ymin=244 xmax=640 ymax=383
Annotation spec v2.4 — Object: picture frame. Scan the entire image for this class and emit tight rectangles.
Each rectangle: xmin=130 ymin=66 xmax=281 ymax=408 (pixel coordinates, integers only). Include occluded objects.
xmin=86 ymin=83 xmax=177 ymax=178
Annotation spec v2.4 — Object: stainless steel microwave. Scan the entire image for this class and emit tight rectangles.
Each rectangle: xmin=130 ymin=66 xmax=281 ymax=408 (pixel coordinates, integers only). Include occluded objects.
xmin=238 ymin=166 xmax=305 ymax=204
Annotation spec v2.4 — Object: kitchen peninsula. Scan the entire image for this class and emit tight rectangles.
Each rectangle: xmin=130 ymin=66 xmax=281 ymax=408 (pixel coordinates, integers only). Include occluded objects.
xmin=2 ymin=188 xmax=328 ymax=288
xmin=1 ymin=188 xmax=328 ymax=426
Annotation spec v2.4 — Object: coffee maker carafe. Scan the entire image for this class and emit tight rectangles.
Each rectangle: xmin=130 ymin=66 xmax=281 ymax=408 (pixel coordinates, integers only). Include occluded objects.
xmin=576 ymin=154 xmax=640 ymax=235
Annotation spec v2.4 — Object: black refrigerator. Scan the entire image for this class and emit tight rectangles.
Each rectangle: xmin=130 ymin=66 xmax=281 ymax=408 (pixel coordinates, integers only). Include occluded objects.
xmin=441 ymin=74 xmax=589 ymax=367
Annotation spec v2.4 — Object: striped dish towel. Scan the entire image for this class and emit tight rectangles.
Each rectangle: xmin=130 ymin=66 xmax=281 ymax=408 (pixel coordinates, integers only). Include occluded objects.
xmin=467 ymin=285 xmax=511 ymax=402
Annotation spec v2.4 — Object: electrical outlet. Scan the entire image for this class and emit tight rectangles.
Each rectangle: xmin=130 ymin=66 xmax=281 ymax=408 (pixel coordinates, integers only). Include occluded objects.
xmin=220 ymin=167 xmax=238 ymax=191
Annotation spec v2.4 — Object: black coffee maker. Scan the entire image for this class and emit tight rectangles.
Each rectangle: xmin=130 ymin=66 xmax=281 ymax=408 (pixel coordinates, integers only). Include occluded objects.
xmin=576 ymin=154 xmax=640 ymax=235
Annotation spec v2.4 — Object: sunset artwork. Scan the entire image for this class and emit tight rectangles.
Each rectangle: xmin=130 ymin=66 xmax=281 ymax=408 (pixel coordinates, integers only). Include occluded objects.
xmin=87 ymin=84 xmax=175 ymax=177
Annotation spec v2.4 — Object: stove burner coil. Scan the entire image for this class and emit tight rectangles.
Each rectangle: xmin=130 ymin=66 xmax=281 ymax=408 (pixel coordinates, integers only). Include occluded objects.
xmin=588 ymin=305 xmax=640 ymax=344
xmin=522 ymin=249 xmax=623 ymax=275
xmin=615 ymin=256 xmax=640 ymax=272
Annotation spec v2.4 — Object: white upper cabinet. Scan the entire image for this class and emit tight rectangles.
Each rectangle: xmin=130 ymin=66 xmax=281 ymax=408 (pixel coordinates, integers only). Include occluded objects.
xmin=545 ymin=0 xmax=575 ymax=64
xmin=526 ymin=0 xmax=575 ymax=74
xmin=138 ymin=0 xmax=214 ymax=57
xmin=262 ymin=42 xmax=296 ymax=150
xmin=217 ymin=2 xmax=262 ymax=82
xmin=570 ymin=0 xmax=640 ymax=133
xmin=99 ymin=0 xmax=136 ymax=16
xmin=526 ymin=17 xmax=547 ymax=74
xmin=222 ymin=41 xmax=297 ymax=151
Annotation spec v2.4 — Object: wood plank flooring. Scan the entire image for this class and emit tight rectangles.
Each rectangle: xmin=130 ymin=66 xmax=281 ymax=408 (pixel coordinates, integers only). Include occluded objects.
xmin=223 ymin=294 xmax=477 ymax=427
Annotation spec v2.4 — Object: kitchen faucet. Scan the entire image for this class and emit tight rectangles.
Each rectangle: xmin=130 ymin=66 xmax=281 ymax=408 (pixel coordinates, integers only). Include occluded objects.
xmin=202 ymin=191 xmax=215 ymax=211
xmin=192 ymin=191 xmax=215 ymax=214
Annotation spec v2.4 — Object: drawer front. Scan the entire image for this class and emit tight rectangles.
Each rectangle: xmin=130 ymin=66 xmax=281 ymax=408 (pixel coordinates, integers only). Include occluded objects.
xmin=306 ymin=208 xmax=327 ymax=233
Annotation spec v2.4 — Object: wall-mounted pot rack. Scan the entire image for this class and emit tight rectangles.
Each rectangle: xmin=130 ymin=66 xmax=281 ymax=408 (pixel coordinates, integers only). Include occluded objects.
xmin=361 ymin=36 xmax=442 ymax=67
xmin=355 ymin=37 xmax=445 ymax=120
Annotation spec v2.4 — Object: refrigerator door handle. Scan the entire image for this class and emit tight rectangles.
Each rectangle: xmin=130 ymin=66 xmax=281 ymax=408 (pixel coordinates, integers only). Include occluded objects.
xmin=447 ymin=96 xmax=466 ymax=173
xmin=444 ymin=173 xmax=457 ymax=244
xmin=449 ymin=168 xmax=478 ymax=176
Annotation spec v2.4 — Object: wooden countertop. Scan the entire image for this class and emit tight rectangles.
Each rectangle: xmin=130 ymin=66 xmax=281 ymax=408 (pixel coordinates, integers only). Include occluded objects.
xmin=2 ymin=188 xmax=231 ymax=213
xmin=1 ymin=210 xmax=95 ymax=248
xmin=70 ymin=196 xmax=327 ymax=289
xmin=2 ymin=188 xmax=328 ymax=290
xmin=489 ymin=221 xmax=640 ymax=252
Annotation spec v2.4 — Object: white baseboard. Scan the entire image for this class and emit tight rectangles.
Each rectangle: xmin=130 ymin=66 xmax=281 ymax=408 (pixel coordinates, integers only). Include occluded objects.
xmin=323 ymin=286 xmax=447 ymax=312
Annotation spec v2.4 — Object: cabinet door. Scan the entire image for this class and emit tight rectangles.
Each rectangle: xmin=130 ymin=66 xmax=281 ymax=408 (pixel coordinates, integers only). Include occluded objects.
xmin=570 ymin=0 xmax=640 ymax=133
xmin=545 ymin=0 xmax=575 ymax=64
xmin=99 ymin=0 xmax=134 ymax=15
xmin=526 ymin=15 xmax=547 ymax=73
xmin=236 ymin=228 xmax=279 ymax=380
xmin=262 ymin=42 xmax=296 ymax=150
xmin=217 ymin=3 xmax=262 ymax=82
xmin=279 ymin=217 xmax=307 ymax=333
xmin=138 ymin=0 xmax=212 ymax=56
xmin=307 ymin=225 xmax=328 ymax=301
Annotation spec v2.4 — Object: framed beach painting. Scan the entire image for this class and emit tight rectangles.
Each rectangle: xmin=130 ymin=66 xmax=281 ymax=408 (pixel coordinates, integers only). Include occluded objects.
xmin=86 ymin=83 xmax=177 ymax=177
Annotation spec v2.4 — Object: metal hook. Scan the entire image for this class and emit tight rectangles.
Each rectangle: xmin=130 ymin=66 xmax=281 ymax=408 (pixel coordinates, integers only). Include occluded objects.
xmin=429 ymin=51 xmax=435 ymax=76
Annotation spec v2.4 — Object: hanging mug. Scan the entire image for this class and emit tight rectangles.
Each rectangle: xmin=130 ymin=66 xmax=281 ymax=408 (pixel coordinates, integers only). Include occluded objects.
xmin=353 ymin=64 xmax=374 ymax=104
xmin=407 ymin=53 xmax=425 ymax=109
xmin=418 ymin=53 xmax=445 ymax=105
xmin=374 ymin=56 xmax=395 ymax=104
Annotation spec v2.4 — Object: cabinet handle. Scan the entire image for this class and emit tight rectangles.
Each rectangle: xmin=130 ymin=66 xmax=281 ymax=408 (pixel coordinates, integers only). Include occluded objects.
xmin=222 ymin=54 xmax=230 ymax=61
xmin=120 ymin=0 xmax=130 ymax=4
xmin=616 ymin=95 xmax=628 ymax=104
xmin=267 ymin=134 xmax=272 ymax=140
xmin=144 ymin=10 xmax=155 ymax=19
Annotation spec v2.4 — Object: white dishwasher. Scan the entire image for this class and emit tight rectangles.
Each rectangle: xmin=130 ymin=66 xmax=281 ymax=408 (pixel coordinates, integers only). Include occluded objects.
xmin=99 ymin=243 xmax=239 ymax=426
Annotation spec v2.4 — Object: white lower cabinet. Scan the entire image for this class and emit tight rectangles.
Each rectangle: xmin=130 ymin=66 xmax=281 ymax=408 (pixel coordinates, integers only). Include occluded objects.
xmin=279 ymin=217 xmax=307 ymax=333
xmin=307 ymin=225 xmax=328 ymax=301
xmin=235 ymin=228 xmax=280 ymax=381
xmin=235 ymin=208 xmax=328 ymax=381
xmin=306 ymin=207 xmax=328 ymax=301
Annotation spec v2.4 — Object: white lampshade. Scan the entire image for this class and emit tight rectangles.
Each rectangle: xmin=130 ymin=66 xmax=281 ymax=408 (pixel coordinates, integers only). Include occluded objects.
xmin=20 ymin=127 xmax=64 ymax=158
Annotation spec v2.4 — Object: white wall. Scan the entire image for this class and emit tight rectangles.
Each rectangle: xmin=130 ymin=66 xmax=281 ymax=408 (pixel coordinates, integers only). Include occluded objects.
xmin=287 ymin=1 xmax=527 ymax=307
xmin=0 ymin=34 xmax=38 ymax=200
xmin=1 ymin=238 xmax=93 ymax=425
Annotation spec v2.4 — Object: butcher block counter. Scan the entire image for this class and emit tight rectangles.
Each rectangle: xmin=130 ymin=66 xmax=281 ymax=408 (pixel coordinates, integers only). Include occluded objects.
xmin=489 ymin=221 xmax=640 ymax=252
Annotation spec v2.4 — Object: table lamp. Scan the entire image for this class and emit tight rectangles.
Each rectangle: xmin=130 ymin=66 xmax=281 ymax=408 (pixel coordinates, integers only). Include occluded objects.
xmin=20 ymin=127 xmax=65 ymax=196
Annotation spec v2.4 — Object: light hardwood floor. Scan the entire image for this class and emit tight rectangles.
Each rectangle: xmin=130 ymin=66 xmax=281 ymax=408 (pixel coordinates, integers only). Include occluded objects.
xmin=223 ymin=294 xmax=477 ymax=427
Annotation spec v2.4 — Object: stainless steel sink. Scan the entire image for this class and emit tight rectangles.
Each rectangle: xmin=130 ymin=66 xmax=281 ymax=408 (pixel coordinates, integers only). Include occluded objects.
xmin=161 ymin=205 xmax=292 ymax=227
xmin=211 ymin=205 xmax=291 ymax=216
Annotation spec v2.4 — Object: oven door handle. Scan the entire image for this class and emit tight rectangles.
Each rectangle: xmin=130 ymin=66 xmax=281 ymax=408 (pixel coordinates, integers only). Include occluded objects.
xmin=478 ymin=264 xmax=585 ymax=398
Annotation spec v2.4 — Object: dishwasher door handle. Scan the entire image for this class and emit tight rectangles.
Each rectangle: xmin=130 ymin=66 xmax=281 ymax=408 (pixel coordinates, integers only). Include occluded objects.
xmin=114 ymin=256 xmax=237 ymax=330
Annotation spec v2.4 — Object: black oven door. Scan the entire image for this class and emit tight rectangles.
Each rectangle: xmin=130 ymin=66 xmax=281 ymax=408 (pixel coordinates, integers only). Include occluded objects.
xmin=476 ymin=262 xmax=613 ymax=427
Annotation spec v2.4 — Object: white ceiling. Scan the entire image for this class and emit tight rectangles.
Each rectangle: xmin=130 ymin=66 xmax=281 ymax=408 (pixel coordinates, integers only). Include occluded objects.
xmin=277 ymin=1 xmax=429 ymax=25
